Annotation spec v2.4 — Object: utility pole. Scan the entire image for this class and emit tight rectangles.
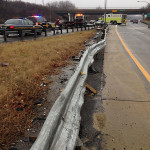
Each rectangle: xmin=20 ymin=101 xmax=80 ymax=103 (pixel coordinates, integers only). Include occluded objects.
xmin=104 ymin=0 xmax=107 ymax=23
xmin=42 ymin=0 xmax=44 ymax=6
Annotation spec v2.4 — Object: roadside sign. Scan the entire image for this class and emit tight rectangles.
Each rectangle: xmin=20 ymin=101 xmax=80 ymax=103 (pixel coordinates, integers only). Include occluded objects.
xmin=112 ymin=10 xmax=117 ymax=13
xmin=120 ymin=10 xmax=125 ymax=11
xmin=147 ymin=13 xmax=150 ymax=17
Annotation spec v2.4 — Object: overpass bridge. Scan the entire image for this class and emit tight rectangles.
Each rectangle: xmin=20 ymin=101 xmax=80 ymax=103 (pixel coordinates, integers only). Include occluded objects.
xmin=56 ymin=8 xmax=146 ymax=16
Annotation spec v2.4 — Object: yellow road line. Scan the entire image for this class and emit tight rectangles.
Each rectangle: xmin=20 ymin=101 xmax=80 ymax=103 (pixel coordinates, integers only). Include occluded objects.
xmin=116 ymin=26 xmax=150 ymax=83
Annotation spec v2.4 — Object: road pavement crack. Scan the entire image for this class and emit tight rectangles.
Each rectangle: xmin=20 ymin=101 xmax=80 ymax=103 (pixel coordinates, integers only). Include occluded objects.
xmin=102 ymin=99 xmax=150 ymax=103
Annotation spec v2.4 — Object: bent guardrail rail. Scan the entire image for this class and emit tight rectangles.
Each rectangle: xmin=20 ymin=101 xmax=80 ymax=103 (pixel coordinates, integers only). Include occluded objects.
xmin=30 ymin=29 xmax=107 ymax=150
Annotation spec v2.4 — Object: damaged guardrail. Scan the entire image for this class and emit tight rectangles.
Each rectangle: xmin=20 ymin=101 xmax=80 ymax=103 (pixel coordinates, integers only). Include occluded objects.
xmin=30 ymin=29 xmax=107 ymax=150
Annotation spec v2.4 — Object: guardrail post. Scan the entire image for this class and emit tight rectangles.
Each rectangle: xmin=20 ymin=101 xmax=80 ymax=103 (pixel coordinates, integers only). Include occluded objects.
xmin=85 ymin=26 xmax=86 ymax=30
xmin=88 ymin=26 xmax=90 ymax=30
xmin=77 ymin=26 xmax=78 ymax=31
xmin=61 ymin=27 xmax=63 ymax=34
xmin=53 ymin=28 xmax=55 ymax=35
xmin=34 ymin=28 xmax=37 ymax=39
xmin=81 ymin=26 xmax=82 ymax=31
xmin=20 ymin=30 xmax=24 ymax=41
xmin=4 ymin=29 xmax=7 ymax=42
xmin=44 ymin=28 xmax=47 ymax=37
xmin=72 ymin=26 xmax=74 ymax=32
xmin=101 ymin=29 xmax=105 ymax=39
xmin=67 ymin=27 xmax=69 ymax=33
xmin=97 ymin=37 xmax=98 ymax=43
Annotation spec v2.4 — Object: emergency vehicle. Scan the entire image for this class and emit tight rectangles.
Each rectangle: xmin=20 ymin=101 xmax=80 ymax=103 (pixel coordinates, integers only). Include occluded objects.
xmin=60 ymin=13 xmax=86 ymax=28
xmin=27 ymin=15 xmax=52 ymax=29
xmin=99 ymin=14 xmax=127 ymax=25
xmin=74 ymin=14 xmax=85 ymax=27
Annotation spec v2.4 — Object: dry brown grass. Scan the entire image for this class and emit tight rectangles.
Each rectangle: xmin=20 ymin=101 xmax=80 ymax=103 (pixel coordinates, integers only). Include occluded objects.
xmin=0 ymin=30 xmax=96 ymax=149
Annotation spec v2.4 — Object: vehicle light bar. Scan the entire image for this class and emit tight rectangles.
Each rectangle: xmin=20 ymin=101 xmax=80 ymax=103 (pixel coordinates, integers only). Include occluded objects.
xmin=75 ymin=14 xmax=83 ymax=17
xmin=33 ymin=15 xmax=41 ymax=18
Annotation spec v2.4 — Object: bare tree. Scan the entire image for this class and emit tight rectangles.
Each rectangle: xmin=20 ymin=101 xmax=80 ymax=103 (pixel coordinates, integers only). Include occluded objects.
xmin=58 ymin=1 xmax=76 ymax=10
xmin=47 ymin=1 xmax=75 ymax=10
xmin=96 ymin=6 xmax=101 ymax=9
xmin=0 ymin=0 xmax=76 ymax=23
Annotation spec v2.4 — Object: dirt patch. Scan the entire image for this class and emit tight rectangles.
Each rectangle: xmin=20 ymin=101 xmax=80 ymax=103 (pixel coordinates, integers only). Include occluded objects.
xmin=80 ymin=146 xmax=96 ymax=150
xmin=93 ymin=113 xmax=106 ymax=131
xmin=81 ymin=146 xmax=89 ymax=150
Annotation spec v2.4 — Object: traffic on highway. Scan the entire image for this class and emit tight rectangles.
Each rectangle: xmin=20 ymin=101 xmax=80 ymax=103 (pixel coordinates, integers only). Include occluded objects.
xmin=0 ymin=15 xmax=99 ymax=43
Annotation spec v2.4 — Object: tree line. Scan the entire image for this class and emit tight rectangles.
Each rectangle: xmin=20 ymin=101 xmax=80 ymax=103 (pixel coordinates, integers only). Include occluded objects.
xmin=0 ymin=0 xmax=76 ymax=23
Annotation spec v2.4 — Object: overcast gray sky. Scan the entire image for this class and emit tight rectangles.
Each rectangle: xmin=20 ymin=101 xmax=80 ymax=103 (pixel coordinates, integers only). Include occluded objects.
xmin=22 ymin=0 xmax=149 ymax=8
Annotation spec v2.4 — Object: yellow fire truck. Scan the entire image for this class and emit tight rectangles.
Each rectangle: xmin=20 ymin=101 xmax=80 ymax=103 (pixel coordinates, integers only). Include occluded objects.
xmin=99 ymin=14 xmax=127 ymax=25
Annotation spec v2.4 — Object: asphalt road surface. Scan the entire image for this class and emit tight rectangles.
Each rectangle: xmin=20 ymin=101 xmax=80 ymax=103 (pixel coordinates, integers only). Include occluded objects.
xmin=101 ymin=23 xmax=150 ymax=149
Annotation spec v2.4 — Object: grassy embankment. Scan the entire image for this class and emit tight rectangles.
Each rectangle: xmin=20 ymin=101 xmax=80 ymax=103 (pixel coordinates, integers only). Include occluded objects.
xmin=0 ymin=30 xmax=96 ymax=149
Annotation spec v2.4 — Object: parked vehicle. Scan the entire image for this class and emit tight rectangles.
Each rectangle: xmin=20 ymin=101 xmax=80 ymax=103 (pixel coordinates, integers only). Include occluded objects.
xmin=1 ymin=18 xmax=43 ymax=36
xmin=61 ymin=21 xmax=75 ymax=28
xmin=74 ymin=14 xmax=85 ymax=27
xmin=95 ymin=20 xmax=105 ymax=26
xmin=133 ymin=19 xmax=138 ymax=24
xmin=56 ymin=14 xmax=87 ymax=28
xmin=99 ymin=14 xmax=127 ymax=25
xmin=90 ymin=20 xmax=96 ymax=25
xmin=59 ymin=20 xmax=65 ymax=28
xmin=27 ymin=15 xmax=52 ymax=29
xmin=54 ymin=19 xmax=67 ymax=29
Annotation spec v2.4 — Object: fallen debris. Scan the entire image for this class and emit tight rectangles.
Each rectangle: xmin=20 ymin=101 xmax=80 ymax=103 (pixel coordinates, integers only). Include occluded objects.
xmin=57 ymin=77 xmax=68 ymax=84
xmin=2 ymin=62 xmax=9 ymax=67
xmin=40 ymin=83 xmax=47 ymax=86
xmin=72 ymin=56 xmax=80 ymax=61
xmin=85 ymin=83 xmax=97 ymax=94
xmin=34 ymin=98 xmax=43 ymax=105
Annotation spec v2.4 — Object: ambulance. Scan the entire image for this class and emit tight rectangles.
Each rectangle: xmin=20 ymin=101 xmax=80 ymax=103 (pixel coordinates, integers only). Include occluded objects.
xmin=99 ymin=14 xmax=127 ymax=25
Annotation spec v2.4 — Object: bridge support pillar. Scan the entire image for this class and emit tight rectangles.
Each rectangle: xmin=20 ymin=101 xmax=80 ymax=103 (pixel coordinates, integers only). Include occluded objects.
xmin=142 ymin=13 xmax=145 ymax=20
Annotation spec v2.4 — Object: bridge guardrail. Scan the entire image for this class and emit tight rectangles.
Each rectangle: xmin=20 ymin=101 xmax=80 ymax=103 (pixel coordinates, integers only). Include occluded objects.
xmin=30 ymin=27 xmax=107 ymax=150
